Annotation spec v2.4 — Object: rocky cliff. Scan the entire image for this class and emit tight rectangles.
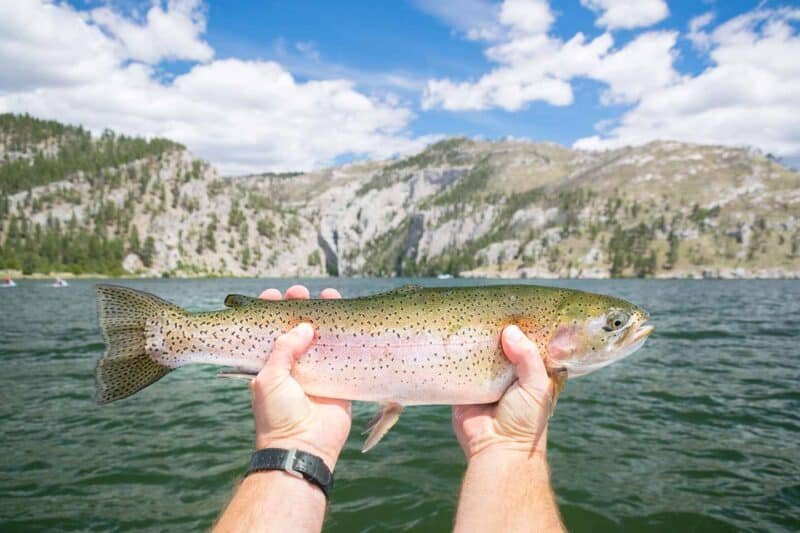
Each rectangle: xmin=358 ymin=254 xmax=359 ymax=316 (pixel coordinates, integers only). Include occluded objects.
xmin=2 ymin=115 xmax=799 ymax=278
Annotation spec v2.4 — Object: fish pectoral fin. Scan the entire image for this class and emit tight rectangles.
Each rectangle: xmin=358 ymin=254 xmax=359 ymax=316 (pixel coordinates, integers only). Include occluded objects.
xmin=224 ymin=294 xmax=261 ymax=308
xmin=217 ymin=368 xmax=258 ymax=381
xmin=361 ymin=402 xmax=403 ymax=453
xmin=548 ymin=368 xmax=568 ymax=419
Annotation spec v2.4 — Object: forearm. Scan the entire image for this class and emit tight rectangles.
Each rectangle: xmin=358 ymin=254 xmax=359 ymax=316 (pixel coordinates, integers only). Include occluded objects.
xmin=214 ymin=471 xmax=327 ymax=533
xmin=454 ymin=447 xmax=563 ymax=532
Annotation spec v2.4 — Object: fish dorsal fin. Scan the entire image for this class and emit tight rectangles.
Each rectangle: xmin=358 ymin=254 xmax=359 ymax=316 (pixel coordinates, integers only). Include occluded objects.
xmin=361 ymin=402 xmax=404 ymax=452
xmin=224 ymin=294 xmax=261 ymax=308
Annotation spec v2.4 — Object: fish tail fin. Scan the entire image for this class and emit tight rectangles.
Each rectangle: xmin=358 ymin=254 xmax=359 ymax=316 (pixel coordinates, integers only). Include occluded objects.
xmin=94 ymin=284 xmax=181 ymax=404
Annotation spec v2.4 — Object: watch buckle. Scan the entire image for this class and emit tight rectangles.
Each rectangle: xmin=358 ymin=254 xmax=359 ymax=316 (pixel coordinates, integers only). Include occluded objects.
xmin=282 ymin=448 xmax=297 ymax=472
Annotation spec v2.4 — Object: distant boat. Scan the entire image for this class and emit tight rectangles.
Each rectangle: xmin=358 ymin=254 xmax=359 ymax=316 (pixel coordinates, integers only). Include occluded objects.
xmin=52 ymin=278 xmax=69 ymax=287
xmin=2 ymin=277 xmax=16 ymax=287
xmin=436 ymin=273 xmax=453 ymax=280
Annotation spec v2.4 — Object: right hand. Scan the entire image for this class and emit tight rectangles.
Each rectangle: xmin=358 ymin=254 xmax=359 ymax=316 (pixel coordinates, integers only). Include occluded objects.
xmin=452 ymin=325 xmax=555 ymax=460
xmin=249 ymin=285 xmax=352 ymax=471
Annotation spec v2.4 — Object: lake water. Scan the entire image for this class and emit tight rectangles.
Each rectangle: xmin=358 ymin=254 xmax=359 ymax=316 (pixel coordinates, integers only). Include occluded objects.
xmin=1 ymin=278 xmax=798 ymax=532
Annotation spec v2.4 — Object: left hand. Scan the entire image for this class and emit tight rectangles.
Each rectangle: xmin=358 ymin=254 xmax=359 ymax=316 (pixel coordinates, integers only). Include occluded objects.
xmin=250 ymin=285 xmax=351 ymax=470
xmin=452 ymin=325 xmax=555 ymax=461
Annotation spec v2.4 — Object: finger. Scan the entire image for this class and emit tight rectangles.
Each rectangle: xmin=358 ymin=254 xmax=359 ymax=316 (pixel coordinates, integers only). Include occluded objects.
xmin=259 ymin=288 xmax=282 ymax=301
xmin=285 ymin=285 xmax=310 ymax=300
xmin=258 ymin=323 xmax=315 ymax=381
xmin=502 ymin=325 xmax=549 ymax=390
xmin=309 ymin=395 xmax=352 ymax=415
xmin=320 ymin=288 xmax=341 ymax=299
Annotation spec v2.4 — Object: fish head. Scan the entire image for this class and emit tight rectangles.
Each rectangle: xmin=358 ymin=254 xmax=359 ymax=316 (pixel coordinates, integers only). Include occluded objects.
xmin=546 ymin=292 xmax=653 ymax=377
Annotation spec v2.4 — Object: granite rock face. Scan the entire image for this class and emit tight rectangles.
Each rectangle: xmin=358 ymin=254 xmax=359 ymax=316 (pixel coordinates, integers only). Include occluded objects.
xmin=4 ymin=134 xmax=800 ymax=278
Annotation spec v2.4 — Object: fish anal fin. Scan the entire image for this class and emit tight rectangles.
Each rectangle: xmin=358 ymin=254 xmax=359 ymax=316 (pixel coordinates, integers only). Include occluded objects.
xmin=361 ymin=402 xmax=403 ymax=452
xmin=224 ymin=294 xmax=261 ymax=308
xmin=217 ymin=367 xmax=258 ymax=381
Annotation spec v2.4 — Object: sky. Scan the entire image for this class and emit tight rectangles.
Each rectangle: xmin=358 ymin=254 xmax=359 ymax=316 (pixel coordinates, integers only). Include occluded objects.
xmin=0 ymin=0 xmax=799 ymax=175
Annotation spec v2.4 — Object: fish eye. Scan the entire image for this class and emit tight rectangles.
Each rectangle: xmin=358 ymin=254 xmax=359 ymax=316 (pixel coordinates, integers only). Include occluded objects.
xmin=604 ymin=310 xmax=630 ymax=331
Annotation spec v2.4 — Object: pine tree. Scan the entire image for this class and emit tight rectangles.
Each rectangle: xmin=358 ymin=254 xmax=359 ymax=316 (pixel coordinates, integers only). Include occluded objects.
xmin=129 ymin=226 xmax=141 ymax=254
xmin=666 ymin=230 xmax=679 ymax=269
xmin=141 ymin=236 xmax=156 ymax=267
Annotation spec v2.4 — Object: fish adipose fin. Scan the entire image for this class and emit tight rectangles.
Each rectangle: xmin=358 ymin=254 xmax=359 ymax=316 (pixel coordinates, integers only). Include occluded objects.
xmin=361 ymin=402 xmax=404 ymax=452
xmin=391 ymin=284 xmax=422 ymax=294
xmin=224 ymin=294 xmax=261 ymax=308
xmin=369 ymin=285 xmax=422 ymax=298
xmin=95 ymin=284 xmax=182 ymax=404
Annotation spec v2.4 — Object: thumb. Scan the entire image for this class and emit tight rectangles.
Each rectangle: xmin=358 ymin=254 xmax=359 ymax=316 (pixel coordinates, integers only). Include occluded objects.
xmin=501 ymin=325 xmax=550 ymax=392
xmin=257 ymin=323 xmax=315 ymax=385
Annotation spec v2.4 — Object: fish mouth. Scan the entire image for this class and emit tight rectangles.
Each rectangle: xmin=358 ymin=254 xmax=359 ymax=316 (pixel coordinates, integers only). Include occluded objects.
xmin=614 ymin=320 xmax=654 ymax=349
xmin=631 ymin=323 xmax=654 ymax=343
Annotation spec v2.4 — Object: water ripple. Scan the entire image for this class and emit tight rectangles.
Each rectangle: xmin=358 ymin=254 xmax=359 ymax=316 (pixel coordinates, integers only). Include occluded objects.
xmin=1 ymin=278 xmax=799 ymax=532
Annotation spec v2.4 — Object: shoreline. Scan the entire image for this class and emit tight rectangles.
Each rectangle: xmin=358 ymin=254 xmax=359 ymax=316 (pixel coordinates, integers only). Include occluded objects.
xmin=3 ymin=269 xmax=798 ymax=281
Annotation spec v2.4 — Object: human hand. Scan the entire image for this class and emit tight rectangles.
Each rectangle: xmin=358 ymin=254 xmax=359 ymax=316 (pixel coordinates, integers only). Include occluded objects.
xmin=452 ymin=325 xmax=555 ymax=461
xmin=250 ymin=285 xmax=351 ymax=470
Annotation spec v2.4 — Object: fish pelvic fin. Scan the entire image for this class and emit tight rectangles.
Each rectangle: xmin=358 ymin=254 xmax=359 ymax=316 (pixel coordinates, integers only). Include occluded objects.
xmin=548 ymin=368 xmax=568 ymax=419
xmin=361 ymin=402 xmax=403 ymax=453
xmin=94 ymin=284 xmax=182 ymax=404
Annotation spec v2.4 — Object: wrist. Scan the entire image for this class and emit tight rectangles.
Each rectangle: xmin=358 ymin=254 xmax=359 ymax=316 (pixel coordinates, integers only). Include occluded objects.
xmin=255 ymin=437 xmax=341 ymax=471
xmin=462 ymin=426 xmax=549 ymax=463
xmin=466 ymin=442 xmax=549 ymax=479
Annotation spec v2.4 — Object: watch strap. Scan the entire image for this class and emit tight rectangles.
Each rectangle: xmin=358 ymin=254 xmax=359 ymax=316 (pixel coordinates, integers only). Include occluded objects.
xmin=246 ymin=448 xmax=333 ymax=498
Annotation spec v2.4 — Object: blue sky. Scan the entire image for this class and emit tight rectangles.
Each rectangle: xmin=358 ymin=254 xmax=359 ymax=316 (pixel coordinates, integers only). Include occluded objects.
xmin=2 ymin=1 xmax=799 ymax=173
xmin=199 ymin=0 xmax=758 ymax=143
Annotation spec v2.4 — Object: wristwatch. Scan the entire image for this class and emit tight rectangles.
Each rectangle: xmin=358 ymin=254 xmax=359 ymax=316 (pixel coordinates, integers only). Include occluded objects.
xmin=246 ymin=448 xmax=333 ymax=498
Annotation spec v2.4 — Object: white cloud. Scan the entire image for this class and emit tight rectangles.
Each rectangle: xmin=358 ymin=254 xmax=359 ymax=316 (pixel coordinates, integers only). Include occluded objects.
xmin=500 ymin=0 xmax=553 ymax=36
xmin=580 ymin=0 xmax=669 ymax=31
xmin=294 ymin=41 xmax=320 ymax=61
xmin=575 ymin=8 xmax=800 ymax=159
xmin=423 ymin=0 xmax=679 ymax=112
xmin=687 ymin=11 xmax=715 ymax=51
xmin=410 ymin=0 xmax=502 ymax=41
xmin=89 ymin=0 xmax=213 ymax=64
xmin=590 ymin=31 xmax=680 ymax=104
xmin=0 ymin=1 xmax=119 ymax=90
xmin=269 ymin=37 xmax=425 ymax=95
xmin=0 ymin=0 xmax=430 ymax=174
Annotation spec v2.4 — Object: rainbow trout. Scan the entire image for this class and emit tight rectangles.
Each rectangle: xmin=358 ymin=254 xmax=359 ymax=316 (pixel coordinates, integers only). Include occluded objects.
xmin=95 ymin=284 xmax=653 ymax=450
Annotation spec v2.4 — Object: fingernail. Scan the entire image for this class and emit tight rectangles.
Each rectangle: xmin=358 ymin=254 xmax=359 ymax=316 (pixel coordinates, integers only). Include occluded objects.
xmin=506 ymin=325 xmax=523 ymax=342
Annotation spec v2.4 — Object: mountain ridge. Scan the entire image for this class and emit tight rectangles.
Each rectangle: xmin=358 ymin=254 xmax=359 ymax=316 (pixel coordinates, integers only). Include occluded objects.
xmin=1 ymin=114 xmax=799 ymax=279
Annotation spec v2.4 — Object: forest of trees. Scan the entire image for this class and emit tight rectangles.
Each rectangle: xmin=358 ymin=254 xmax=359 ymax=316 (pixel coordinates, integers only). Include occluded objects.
xmin=0 ymin=113 xmax=182 ymax=275
xmin=1 ymin=213 xmax=127 ymax=275
xmin=0 ymin=113 xmax=183 ymax=195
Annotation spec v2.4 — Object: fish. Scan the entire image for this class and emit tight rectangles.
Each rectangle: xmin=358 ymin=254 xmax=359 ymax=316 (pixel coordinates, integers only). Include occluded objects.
xmin=94 ymin=283 xmax=654 ymax=451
